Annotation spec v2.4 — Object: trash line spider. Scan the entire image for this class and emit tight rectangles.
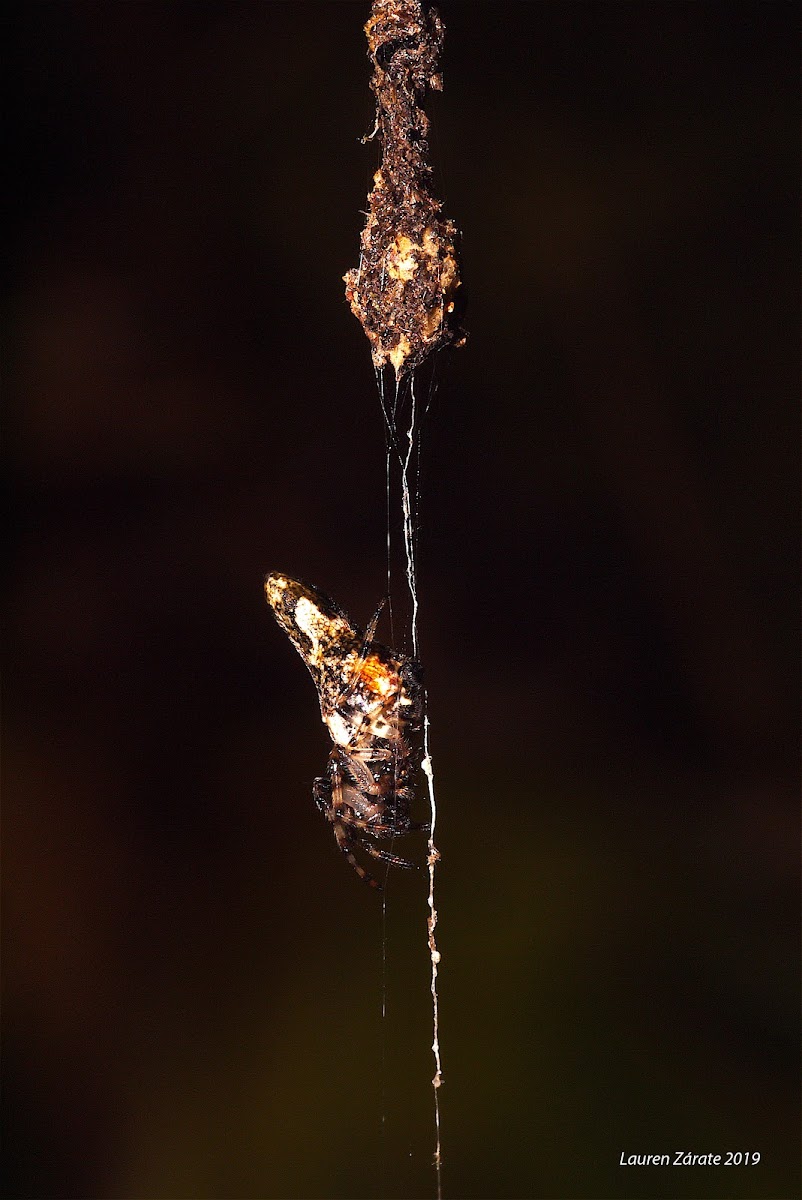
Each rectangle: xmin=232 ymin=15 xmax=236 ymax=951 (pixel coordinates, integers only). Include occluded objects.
xmin=265 ymin=571 xmax=427 ymax=888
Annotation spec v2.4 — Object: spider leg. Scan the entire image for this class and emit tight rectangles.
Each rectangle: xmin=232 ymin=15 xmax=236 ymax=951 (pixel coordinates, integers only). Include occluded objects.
xmin=332 ymin=818 xmax=382 ymax=889
xmin=333 ymin=746 xmax=375 ymax=794
xmin=335 ymin=807 xmax=426 ymax=843
xmin=312 ymin=776 xmax=331 ymax=816
xmin=316 ymin=752 xmax=422 ymax=887
xmin=363 ymin=843 xmax=417 ymax=870
xmin=330 ymin=750 xmax=414 ymax=836
xmin=326 ymin=754 xmax=385 ymax=888
xmin=362 ymin=596 xmax=387 ymax=646
xmin=334 ymin=809 xmax=400 ymax=836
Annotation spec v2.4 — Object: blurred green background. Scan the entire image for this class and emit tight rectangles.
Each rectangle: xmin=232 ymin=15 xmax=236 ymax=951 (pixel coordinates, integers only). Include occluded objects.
xmin=4 ymin=3 xmax=798 ymax=1198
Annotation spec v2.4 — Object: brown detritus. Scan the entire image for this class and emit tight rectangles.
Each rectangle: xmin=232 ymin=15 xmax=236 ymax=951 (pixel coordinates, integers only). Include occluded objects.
xmin=344 ymin=0 xmax=466 ymax=378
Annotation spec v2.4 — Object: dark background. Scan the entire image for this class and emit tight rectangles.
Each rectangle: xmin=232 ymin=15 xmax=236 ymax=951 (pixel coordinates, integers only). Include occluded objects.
xmin=4 ymin=3 xmax=799 ymax=1198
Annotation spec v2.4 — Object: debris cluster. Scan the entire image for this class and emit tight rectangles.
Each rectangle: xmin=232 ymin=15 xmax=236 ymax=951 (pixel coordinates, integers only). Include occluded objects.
xmin=344 ymin=0 xmax=465 ymax=378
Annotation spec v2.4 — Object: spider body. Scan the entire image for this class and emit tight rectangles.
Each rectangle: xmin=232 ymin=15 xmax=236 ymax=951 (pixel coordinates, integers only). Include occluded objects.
xmin=265 ymin=571 xmax=425 ymax=887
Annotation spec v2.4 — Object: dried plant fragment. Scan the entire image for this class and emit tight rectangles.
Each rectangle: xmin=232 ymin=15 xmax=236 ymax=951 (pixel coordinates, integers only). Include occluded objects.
xmin=344 ymin=0 xmax=466 ymax=378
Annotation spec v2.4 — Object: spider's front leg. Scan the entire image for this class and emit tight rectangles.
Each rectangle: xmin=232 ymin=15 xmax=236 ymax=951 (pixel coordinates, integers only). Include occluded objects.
xmin=312 ymin=775 xmax=332 ymax=818
xmin=332 ymin=745 xmax=378 ymax=797
xmin=316 ymin=756 xmax=383 ymax=889
xmin=362 ymin=843 xmax=417 ymax=870
xmin=329 ymin=754 xmax=417 ymax=872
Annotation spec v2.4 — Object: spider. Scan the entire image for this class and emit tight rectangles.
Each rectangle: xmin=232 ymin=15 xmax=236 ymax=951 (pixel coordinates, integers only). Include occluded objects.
xmin=264 ymin=571 xmax=426 ymax=888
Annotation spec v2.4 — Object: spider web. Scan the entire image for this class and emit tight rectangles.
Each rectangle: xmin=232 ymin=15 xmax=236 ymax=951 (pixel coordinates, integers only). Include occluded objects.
xmin=374 ymin=363 xmax=444 ymax=1197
